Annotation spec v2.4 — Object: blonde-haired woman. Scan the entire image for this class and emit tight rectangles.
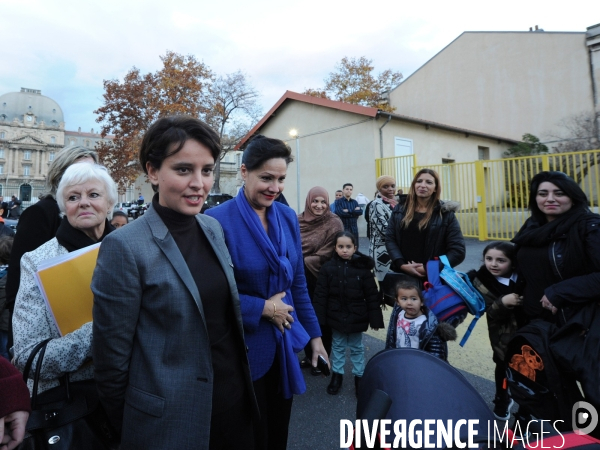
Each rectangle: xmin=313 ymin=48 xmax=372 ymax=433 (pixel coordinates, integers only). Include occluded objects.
xmin=385 ymin=168 xmax=465 ymax=282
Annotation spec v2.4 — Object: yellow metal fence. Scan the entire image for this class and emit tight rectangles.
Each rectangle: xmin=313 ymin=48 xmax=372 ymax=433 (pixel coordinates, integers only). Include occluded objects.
xmin=375 ymin=150 xmax=600 ymax=241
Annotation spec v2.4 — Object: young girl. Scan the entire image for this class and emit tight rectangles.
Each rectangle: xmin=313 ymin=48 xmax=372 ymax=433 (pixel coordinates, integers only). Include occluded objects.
xmin=314 ymin=231 xmax=384 ymax=396
xmin=384 ymin=280 xmax=456 ymax=360
xmin=467 ymin=241 xmax=525 ymax=421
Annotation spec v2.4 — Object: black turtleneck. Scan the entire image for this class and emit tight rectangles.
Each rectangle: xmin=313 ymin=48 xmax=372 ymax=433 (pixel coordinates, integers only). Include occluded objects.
xmin=152 ymin=195 xmax=245 ymax=414
xmin=400 ymin=212 xmax=429 ymax=265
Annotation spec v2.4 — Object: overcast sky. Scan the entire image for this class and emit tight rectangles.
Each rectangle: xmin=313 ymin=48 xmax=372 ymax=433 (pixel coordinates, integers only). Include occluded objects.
xmin=1 ymin=0 xmax=595 ymax=132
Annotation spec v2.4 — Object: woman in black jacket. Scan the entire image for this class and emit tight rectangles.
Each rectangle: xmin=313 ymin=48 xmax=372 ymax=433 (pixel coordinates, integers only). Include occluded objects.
xmin=512 ymin=171 xmax=600 ymax=324
xmin=385 ymin=169 xmax=465 ymax=283
xmin=511 ymin=171 xmax=600 ymax=412
xmin=313 ymin=231 xmax=384 ymax=396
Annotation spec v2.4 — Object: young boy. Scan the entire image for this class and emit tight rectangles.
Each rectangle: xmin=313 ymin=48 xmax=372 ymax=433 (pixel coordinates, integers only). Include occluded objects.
xmin=331 ymin=190 xmax=343 ymax=211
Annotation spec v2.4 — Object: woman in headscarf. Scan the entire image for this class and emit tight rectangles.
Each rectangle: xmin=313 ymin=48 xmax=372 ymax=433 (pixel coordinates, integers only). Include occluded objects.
xmin=368 ymin=175 xmax=398 ymax=282
xmin=297 ymin=186 xmax=343 ymax=371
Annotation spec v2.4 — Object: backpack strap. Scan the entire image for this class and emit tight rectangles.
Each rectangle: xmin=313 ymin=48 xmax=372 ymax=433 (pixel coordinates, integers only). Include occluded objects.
xmin=459 ymin=317 xmax=480 ymax=347
xmin=425 ymin=259 xmax=441 ymax=287
xmin=439 ymin=255 xmax=451 ymax=268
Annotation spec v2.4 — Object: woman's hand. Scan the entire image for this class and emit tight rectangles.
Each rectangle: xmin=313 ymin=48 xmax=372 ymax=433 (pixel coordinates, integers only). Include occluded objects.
xmin=0 ymin=411 xmax=29 ymax=450
xmin=262 ymin=292 xmax=295 ymax=333
xmin=540 ymin=295 xmax=557 ymax=315
xmin=309 ymin=337 xmax=329 ymax=369
xmin=501 ymin=293 xmax=522 ymax=308
xmin=401 ymin=262 xmax=425 ymax=278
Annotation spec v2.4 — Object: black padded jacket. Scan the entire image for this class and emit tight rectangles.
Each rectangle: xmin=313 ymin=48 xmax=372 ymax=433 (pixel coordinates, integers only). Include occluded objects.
xmin=385 ymin=200 xmax=466 ymax=270
xmin=313 ymin=253 xmax=384 ymax=334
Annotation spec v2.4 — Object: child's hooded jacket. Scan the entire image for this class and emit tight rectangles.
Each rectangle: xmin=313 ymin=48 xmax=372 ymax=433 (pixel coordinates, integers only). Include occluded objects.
xmin=313 ymin=253 xmax=384 ymax=334
xmin=385 ymin=304 xmax=456 ymax=361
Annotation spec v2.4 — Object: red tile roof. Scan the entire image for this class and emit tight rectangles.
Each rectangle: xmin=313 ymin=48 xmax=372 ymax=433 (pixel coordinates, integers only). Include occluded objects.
xmin=236 ymin=91 xmax=378 ymax=149
xmin=236 ymin=90 xmax=517 ymax=149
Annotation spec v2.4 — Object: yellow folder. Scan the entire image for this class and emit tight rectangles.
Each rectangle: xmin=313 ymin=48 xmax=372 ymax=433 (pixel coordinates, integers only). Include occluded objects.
xmin=35 ymin=243 xmax=101 ymax=336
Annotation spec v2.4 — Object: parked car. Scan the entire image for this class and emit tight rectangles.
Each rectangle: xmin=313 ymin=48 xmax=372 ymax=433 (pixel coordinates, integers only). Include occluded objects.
xmin=201 ymin=194 xmax=233 ymax=213
xmin=4 ymin=218 xmax=18 ymax=233
xmin=114 ymin=202 xmax=133 ymax=216
xmin=129 ymin=203 xmax=148 ymax=219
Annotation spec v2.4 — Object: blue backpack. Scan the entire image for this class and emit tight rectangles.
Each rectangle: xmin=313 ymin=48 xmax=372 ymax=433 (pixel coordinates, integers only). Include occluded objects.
xmin=424 ymin=255 xmax=486 ymax=346
xmin=423 ymin=260 xmax=467 ymax=329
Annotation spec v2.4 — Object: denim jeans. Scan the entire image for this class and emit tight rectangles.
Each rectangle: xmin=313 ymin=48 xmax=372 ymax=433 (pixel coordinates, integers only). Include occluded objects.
xmin=330 ymin=329 xmax=365 ymax=377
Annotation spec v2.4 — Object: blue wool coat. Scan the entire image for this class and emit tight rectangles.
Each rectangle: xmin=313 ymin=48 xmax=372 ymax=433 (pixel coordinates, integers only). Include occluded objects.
xmin=206 ymin=199 xmax=321 ymax=380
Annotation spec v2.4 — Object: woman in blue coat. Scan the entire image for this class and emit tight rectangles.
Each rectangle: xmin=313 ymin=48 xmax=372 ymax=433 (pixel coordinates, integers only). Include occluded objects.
xmin=206 ymin=135 xmax=328 ymax=450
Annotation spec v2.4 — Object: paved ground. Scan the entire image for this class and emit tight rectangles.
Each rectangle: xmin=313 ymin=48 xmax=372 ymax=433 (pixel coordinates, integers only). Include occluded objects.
xmin=287 ymin=238 xmax=513 ymax=449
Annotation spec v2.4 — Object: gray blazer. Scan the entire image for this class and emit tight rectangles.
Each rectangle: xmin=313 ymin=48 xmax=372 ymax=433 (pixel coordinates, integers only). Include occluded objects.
xmin=92 ymin=207 xmax=255 ymax=450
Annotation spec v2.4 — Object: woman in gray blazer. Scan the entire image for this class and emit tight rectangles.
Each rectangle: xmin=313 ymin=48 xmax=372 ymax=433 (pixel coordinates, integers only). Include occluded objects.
xmin=92 ymin=116 xmax=257 ymax=450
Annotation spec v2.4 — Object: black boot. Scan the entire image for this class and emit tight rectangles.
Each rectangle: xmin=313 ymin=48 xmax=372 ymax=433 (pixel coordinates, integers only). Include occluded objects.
xmin=354 ymin=376 xmax=362 ymax=398
xmin=327 ymin=373 xmax=343 ymax=395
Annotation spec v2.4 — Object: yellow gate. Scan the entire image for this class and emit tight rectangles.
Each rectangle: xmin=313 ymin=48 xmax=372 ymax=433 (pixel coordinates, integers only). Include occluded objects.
xmin=376 ymin=150 xmax=600 ymax=241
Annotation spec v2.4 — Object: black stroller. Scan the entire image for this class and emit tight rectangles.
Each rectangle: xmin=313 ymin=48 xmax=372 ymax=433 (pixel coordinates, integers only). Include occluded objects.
xmin=352 ymin=348 xmax=495 ymax=449
xmin=505 ymin=319 xmax=600 ymax=442
xmin=351 ymin=347 xmax=600 ymax=449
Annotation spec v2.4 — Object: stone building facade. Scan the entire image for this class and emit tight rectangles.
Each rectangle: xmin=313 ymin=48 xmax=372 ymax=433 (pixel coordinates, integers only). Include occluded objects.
xmin=0 ymin=88 xmax=67 ymax=203
xmin=0 ymin=87 xmax=243 ymax=205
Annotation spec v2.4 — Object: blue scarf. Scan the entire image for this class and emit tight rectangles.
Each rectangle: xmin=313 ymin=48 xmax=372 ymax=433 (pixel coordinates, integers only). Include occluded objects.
xmin=235 ymin=187 xmax=310 ymax=398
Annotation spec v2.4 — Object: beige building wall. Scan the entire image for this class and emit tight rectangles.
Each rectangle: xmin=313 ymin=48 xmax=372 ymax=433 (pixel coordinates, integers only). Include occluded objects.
xmin=380 ymin=119 xmax=511 ymax=165
xmin=257 ymin=101 xmax=379 ymax=216
xmin=389 ymin=32 xmax=596 ymax=141
xmin=249 ymin=98 xmax=515 ymax=236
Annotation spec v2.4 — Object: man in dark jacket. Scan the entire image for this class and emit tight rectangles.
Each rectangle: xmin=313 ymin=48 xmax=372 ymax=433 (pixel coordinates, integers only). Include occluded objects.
xmin=7 ymin=196 xmax=21 ymax=219
xmin=334 ymin=183 xmax=363 ymax=241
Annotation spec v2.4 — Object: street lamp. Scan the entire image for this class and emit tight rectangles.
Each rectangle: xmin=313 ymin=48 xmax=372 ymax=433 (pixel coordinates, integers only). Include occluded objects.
xmin=289 ymin=129 xmax=300 ymax=211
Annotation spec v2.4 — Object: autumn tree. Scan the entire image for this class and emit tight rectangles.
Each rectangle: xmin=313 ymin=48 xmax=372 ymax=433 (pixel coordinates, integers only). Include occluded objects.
xmin=304 ymin=57 xmax=403 ymax=112
xmin=205 ymin=71 xmax=261 ymax=193
xmin=95 ymin=51 xmax=213 ymax=190
xmin=302 ymin=88 xmax=329 ymax=99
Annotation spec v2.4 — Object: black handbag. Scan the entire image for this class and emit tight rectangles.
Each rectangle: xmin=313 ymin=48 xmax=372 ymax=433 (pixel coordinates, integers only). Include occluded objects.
xmin=19 ymin=339 xmax=119 ymax=450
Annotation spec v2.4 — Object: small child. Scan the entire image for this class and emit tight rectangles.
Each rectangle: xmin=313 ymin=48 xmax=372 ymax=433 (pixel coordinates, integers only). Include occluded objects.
xmin=314 ymin=231 xmax=384 ymax=396
xmin=385 ymin=280 xmax=456 ymax=360
xmin=0 ymin=236 xmax=14 ymax=360
xmin=467 ymin=241 xmax=525 ymax=421
xmin=111 ymin=211 xmax=129 ymax=229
